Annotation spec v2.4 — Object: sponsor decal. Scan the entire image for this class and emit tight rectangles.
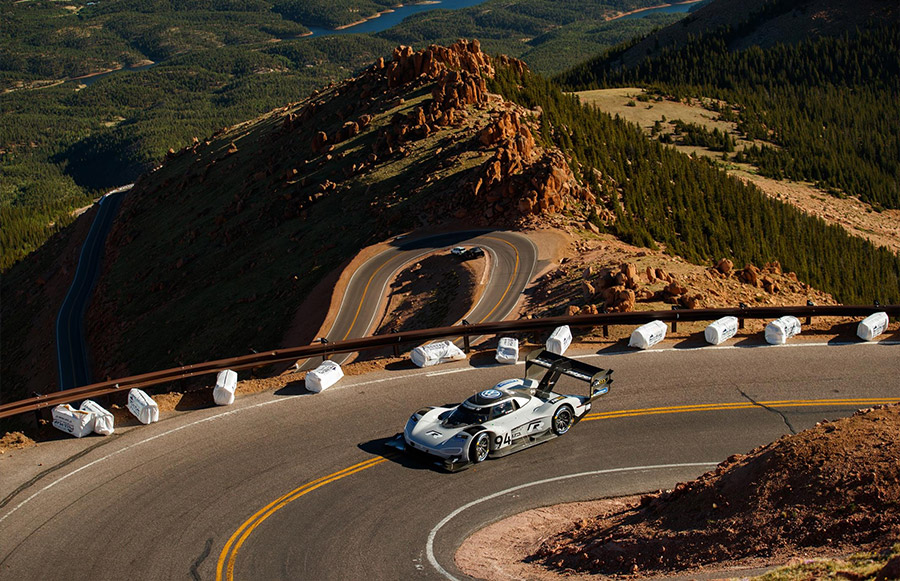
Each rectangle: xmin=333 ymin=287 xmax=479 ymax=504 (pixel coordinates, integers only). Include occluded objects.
xmin=479 ymin=389 xmax=502 ymax=400
xmin=426 ymin=430 xmax=443 ymax=439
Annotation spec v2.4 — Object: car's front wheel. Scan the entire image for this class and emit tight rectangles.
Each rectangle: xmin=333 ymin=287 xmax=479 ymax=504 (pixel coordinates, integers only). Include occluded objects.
xmin=469 ymin=432 xmax=491 ymax=463
xmin=552 ymin=404 xmax=574 ymax=435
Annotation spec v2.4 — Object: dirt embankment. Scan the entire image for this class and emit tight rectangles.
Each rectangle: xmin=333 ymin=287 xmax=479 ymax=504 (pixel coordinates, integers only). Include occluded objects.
xmin=458 ymin=404 xmax=900 ymax=580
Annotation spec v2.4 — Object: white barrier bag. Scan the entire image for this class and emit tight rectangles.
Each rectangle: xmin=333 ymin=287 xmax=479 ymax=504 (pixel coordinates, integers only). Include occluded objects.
xmin=80 ymin=399 xmax=114 ymax=436
xmin=306 ymin=360 xmax=344 ymax=393
xmin=52 ymin=404 xmax=94 ymax=438
xmin=765 ymin=316 xmax=802 ymax=345
xmin=410 ymin=341 xmax=466 ymax=368
xmin=546 ymin=325 xmax=572 ymax=355
xmin=127 ymin=388 xmax=159 ymax=425
xmin=705 ymin=316 xmax=739 ymax=345
xmin=213 ymin=369 xmax=239 ymax=406
xmin=629 ymin=320 xmax=667 ymax=350
xmin=857 ymin=312 xmax=889 ymax=341
xmin=495 ymin=337 xmax=519 ymax=365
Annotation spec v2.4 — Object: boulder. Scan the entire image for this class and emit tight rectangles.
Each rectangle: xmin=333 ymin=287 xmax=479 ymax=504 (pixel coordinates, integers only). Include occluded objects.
xmin=664 ymin=281 xmax=687 ymax=297
xmin=716 ymin=258 xmax=734 ymax=274
xmin=739 ymin=264 xmax=761 ymax=287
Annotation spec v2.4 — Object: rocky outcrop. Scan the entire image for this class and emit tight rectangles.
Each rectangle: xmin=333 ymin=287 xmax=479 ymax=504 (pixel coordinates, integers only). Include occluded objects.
xmin=383 ymin=40 xmax=495 ymax=88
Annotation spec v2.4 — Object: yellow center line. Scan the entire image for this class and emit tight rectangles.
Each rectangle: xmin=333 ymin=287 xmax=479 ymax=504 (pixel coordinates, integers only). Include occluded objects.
xmin=341 ymin=259 xmax=393 ymax=341
xmin=583 ymin=398 xmax=896 ymax=421
xmin=216 ymin=456 xmax=388 ymax=581
xmin=216 ymin=397 xmax=896 ymax=580
xmin=475 ymin=236 xmax=519 ymax=324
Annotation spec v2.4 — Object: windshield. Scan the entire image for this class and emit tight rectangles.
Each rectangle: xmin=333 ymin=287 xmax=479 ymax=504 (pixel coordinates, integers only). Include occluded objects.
xmin=443 ymin=400 xmax=518 ymax=427
xmin=443 ymin=405 xmax=491 ymax=428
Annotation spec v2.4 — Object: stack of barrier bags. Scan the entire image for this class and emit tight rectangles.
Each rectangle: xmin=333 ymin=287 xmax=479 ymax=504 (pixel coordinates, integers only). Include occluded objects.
xmin=128 ymin=388 xmax=159 ymax=424
xmin=52 ymin=400 xmax=116 ymax=437
xmin=765 ymin=316 xmax=801 ymax=345
xmin=495 ymin=337 xmax=519 ymax=364
xmin=704 ymin=316 xmax=739 ymax=345
xmin=410 ymin=341 xmax=466 ymax=368
xmin=857 ymin=312 xmax=889 ymax=341
xmin=213 ymin=369 xmax=238 ymax=406
xmin=546 ymin=325 xmax=572 ymax=355
xmin=629 ymin=320 xmax=667 ymax=350
xmin=306 ymin=360 xmax=344 ymax=393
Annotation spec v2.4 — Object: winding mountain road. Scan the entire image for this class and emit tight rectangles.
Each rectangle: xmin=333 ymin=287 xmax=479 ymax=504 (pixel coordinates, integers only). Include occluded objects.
xmin=55 ymin=185 xmax=131 ymax=390
xmin=315 ymin=230 xmax=537 ymax=365
xmin=1 ymin=340 xmax=897 ymax=580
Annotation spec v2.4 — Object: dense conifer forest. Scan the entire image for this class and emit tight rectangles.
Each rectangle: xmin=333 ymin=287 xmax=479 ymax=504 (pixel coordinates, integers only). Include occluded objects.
xmin=490 ymin=67 xmax=900 ymax=305
xmin=555 ymin=24 xmax=900 ymax=212
xmin=0 ymin=0 xmax=673 ymax=270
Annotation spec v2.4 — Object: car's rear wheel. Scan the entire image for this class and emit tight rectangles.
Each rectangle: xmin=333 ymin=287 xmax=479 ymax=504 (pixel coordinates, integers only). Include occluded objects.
xmin=552 ymin=405 xmax=574 ymax=435
xmin=470 ymin=432 xmax=490 ymax=463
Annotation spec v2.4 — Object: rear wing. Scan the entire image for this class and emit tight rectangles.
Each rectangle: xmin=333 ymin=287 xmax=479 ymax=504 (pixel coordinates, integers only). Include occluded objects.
xmin=525 ymin=349 xmax=613 ymax=401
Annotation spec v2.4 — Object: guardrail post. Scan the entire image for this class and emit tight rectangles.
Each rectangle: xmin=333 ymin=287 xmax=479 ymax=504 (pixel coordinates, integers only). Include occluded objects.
xmin=461 ymin=319 xmax=471 ymax=353
xmin=806 ymin=299 xmax=814 ymax=325
xmin=318 ymin=338 xmax=329 ymax=361
xmin=738 ymin=302 xmax=747 ymax=329
xmin=671 ymin=306 xmax=680 ymax=332
xmin=391 ymin=329 xmax=400 ymax=358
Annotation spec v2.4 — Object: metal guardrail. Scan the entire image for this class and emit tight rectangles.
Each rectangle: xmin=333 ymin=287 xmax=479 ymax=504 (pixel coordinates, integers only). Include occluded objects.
xmin=1 ymin=305 xmax=896 ymax=420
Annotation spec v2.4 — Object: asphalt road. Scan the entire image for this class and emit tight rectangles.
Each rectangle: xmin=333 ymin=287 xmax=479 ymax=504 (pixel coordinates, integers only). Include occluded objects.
xmin=1 ymin=340 xmax=897 ymax=580
xmin=314 ymin=230 xmax=537 ymax=366
xmin=55 ymin=186 xmax=131 ymax=390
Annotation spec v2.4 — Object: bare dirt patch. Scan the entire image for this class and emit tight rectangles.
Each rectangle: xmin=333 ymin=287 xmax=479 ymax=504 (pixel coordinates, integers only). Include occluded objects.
xmin=457 ymin=404 xmax=900 ymax=580
xmin=0 ymin=431 xmax=36 ymax=455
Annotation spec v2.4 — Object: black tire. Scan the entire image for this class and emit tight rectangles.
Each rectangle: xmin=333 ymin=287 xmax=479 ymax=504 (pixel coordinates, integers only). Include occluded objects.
xmin=469 ymin=432 xmax=491 ymax=463
xmin=552 ymin=404 xmax=574 ymax=436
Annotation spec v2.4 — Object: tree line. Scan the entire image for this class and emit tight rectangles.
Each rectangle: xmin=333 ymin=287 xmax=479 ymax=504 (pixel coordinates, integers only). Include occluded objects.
xmin=490 ymin=66 xmax=900 ymax=305
xmin=553 ymin=24 xmax=900 ymax=211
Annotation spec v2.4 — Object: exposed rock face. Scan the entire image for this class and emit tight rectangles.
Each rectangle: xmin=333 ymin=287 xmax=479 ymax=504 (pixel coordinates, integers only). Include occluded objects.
xmin=385 ymin=40 xmax=494 ymax=88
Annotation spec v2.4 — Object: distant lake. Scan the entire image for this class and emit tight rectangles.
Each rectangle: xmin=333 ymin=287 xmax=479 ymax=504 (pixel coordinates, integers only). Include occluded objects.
xmin=614 ymin=0 xmax=709 ymax=21
xmin=307 ymin=0 xmax=488 ymax=36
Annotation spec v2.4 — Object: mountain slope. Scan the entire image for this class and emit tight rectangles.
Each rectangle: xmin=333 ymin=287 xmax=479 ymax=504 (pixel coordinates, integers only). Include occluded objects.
xmin=80 ymin=41 xmax=590 ymax=382
xmin=554 ymin=0 xmax=899 ymax=219
xmin=4 ymin=39 xmax=898 ymax=405
xmin=596 ymin=0 xmax=899 ymax=69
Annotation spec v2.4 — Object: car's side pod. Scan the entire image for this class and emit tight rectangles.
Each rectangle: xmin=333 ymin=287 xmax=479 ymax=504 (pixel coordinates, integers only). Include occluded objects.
xmin=525 ymin=349 xmax=613 ymax=402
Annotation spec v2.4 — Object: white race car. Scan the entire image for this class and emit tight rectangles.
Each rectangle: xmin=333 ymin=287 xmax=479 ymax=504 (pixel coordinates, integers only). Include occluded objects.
xmin=399 ymin=350 xmax=613 ymax=471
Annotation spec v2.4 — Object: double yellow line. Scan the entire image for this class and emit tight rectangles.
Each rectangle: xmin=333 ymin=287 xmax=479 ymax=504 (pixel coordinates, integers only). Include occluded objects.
xmin=215 ymin=456 xmax=389 ymax=581
xmin=215 ymin=397 xmax=897 ymax=580
xmin=583 ymin=398 xmax=895 ymax=421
